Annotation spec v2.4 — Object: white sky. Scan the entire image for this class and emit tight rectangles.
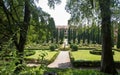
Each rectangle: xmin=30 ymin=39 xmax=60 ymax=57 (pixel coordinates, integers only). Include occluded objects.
xmin=36 ymin=0 xmax=71 ymax=26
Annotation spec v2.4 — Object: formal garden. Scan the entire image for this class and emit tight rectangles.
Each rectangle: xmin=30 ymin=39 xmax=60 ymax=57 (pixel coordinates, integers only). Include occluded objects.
xmin=1 ymin=0 xmax=120 ymax=75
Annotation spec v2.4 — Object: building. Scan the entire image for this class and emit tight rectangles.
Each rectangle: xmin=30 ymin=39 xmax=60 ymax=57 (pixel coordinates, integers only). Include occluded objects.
xmin=56 ymin=25 xmax=69 ymax=37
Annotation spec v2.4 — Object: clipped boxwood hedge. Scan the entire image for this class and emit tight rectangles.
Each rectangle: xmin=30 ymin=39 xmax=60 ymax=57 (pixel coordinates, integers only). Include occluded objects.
xmin=72 ymin=60 xmax=120 ymax=68
xmin=90 ymin=49 xmax=114 ymax=55
xmin=71 ymin=44 xmax=78 ymax=51
xmin=48 ymin=51 xmax=60 ymax=65
xmin=78 ymin=48 xmax=96 ymax=50
xmin=72 ymin=60 xmax=100 ymax=68
xmin=49 ymin=44 xmax=58 ymax=51
xmin=50 ymin=45 xmax=55 ymax=51
xmin=113 ymin=49 xmax=120 ymax=52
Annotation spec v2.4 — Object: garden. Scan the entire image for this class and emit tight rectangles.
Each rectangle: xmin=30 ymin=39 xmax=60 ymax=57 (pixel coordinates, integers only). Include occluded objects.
xmin=1 ymin=0 xmax=120 ymax=75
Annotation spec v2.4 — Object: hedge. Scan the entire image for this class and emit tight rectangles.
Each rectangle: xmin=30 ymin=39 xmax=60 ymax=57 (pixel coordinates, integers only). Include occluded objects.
xmin=90 ymin=49 xmax=114 ymax=55
xmin=70 ymin=44 xmax=78 ymax=51
xmin=48 ymin=51 xmax=60 ymax=65
xmin=49 ymin=44 xmax=58 ymax=51
xmin=113 ymin=49 xmax=120 ymax=52
xmin=71 ymin=60 xmax=120 ymax=68
xmin=78 ymin=48 xmax=96 ymax=50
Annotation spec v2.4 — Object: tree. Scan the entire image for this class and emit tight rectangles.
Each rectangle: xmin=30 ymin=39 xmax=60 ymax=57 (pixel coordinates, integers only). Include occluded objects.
xmin=0 ymin=0 xmax=61 ymax=72
xmin=86 ymin=27 xmax=90 ymax=44
xmin=68 ymin=27 xmax=71 ymax=44
xmin=56 ymin=28 xmax=59 ymax=43
xmin=66 ymin=0 xmax=118 ymax=74
xmin=117 ymin=23 xmax=120 ymax=48
xmin=48 ymin=18 xmax=56 ymax=43
xmin=99 ymin=0 xmax=117 ymax=74
xmin=59 ymin=29 xmax=64 ymax=43
xmin=73 ymin=29 xmax=76 ymax=43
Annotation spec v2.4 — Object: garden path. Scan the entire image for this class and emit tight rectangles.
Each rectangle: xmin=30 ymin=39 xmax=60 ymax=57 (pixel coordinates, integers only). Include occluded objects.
xmin=48 ymin=51 xmax=72 ymax=68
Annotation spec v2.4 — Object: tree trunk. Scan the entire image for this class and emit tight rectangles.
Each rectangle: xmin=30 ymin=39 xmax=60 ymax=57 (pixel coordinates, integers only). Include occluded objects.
xmin=77 ymin=34 xmax=81 ymax=44
xmin=99 ymin=0 xmax=117 ymax=74
xmin=14 ymin=0 xmax=30 ymax=72
xmin=18 ymin=0 xmax=30 ymax=62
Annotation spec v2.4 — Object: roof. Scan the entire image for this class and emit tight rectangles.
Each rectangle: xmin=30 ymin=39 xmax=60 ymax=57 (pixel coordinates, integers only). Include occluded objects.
xmin=56 ymin=25 xmax=68 ymax=29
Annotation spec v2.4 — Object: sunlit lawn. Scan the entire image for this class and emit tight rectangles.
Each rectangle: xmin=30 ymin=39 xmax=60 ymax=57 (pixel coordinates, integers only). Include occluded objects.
xmin=26 ymin=50 xmax=58 ymax=61
xmin=71 ymin=50 xmax=120 ymax=61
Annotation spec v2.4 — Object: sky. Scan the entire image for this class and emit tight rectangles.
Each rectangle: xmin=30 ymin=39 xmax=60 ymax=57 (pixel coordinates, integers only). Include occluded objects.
xmin=36 ymin=0 xmax=71 ymax=26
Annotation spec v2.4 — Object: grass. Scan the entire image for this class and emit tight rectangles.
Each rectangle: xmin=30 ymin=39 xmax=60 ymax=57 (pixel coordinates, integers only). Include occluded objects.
xmin=26 ymin=50 xmax=58 ymax=61
xmin=71 ymin=50 xmax=120 ymax=61
xmin=114 ymin=51 xmax=120 ymax=61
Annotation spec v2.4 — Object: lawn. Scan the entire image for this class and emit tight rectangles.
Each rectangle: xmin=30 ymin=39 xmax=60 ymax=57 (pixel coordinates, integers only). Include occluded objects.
xmin=71 ymin=50 xmax=120 ymax=61
xmin=26 ymin=50 xmax=58 ymax=61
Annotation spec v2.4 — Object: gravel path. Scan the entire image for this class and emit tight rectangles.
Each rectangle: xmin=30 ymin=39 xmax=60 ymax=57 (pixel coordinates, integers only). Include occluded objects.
xmin=48 ymin=51 xmax=72 ymax=68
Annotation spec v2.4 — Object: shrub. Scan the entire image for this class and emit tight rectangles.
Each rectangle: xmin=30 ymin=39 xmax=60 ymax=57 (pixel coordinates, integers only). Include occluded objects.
xmin=71 ymin=45 xmax=78 ymax=51
xmin=49 ymin=45 xmax=56 ymax=51
xmin=70 ymin=44 xmax=74 ymax=48
xmin=59 ymin=41 xmax=63 ymax=44
xmin=54 ymin=44 xmax=58 ymax=49
xmin=68 ymin=41 xmax=71 ymax=44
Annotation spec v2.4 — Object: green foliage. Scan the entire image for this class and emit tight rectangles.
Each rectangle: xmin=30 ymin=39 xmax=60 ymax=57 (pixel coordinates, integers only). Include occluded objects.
xmin=72 ymin=60 xmax=100 ymax=68
xmin=117 ymin=24 xmax=120 ymax=48
xmin=48 ymin=51 xmax=59 ymax=64
xmin=48 ymin=0 xmax=61 ymax=9
xmin=25 ymin=43 xmax=49 ymax=50
xmin=0 ymin=50 xmax=26 ymax=75
xmin=49 ymin=44 xmax=58 ymax=51
xmin=59 ymin=41 xmax=63 ymax=44
xmin=72 ymin=59 xmax=120 ymax=69
xmin=25 ymin=50 xmax=35 ymax=56
xmin=90 ymin=49 xmax=114 ymax=55
xmin=43 ymin=68 xmax=112 ymax=75
xmin=70 ymin=44 xmax=73 ymax=48
xmin=71 ymin=44 xmax=78 ymax=51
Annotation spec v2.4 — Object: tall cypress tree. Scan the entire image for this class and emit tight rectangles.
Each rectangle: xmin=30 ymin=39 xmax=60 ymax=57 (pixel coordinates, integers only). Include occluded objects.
xmin=117 ymin=23 xmax=120 ymax=48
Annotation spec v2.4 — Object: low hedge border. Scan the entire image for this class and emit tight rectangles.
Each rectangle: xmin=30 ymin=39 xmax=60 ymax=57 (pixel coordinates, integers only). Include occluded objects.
xmin=69 ymin=52 xmax=75 ymax=63
xmin=25 ymin=48 xmax=49 ymax=50
xmin=47 ymin=51 xmax=60 ymax=65
xmin=78 ymin=48 xmax=96 ymax=50
xmin=25 ymin=51 xmax=60 ymax=65
xmin=71 ymin=60 xmax=120 ymax=68
xmin=90 ymin=49 xmax=114 ymax=55
xmin=59 ymin=47 xmax=71 ymax=51
xmin=25 ymin=50 xmax=36 ymax=56
xmin=113 ymin=49 xmax=120 ymax=52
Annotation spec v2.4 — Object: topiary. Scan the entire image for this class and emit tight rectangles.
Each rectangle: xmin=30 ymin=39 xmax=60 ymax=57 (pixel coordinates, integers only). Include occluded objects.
xmin=70 ymin=44 xmax=74 ymax=48
xmin=54 ymin=44 xmax=58 ymax=49
xmin=49 ymin=45 xmax=55 ymax=51
xmin=71 ymin=45 xmax=78 ymax=51
xmin=59 ymin=41 xmax=63 ymax=44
